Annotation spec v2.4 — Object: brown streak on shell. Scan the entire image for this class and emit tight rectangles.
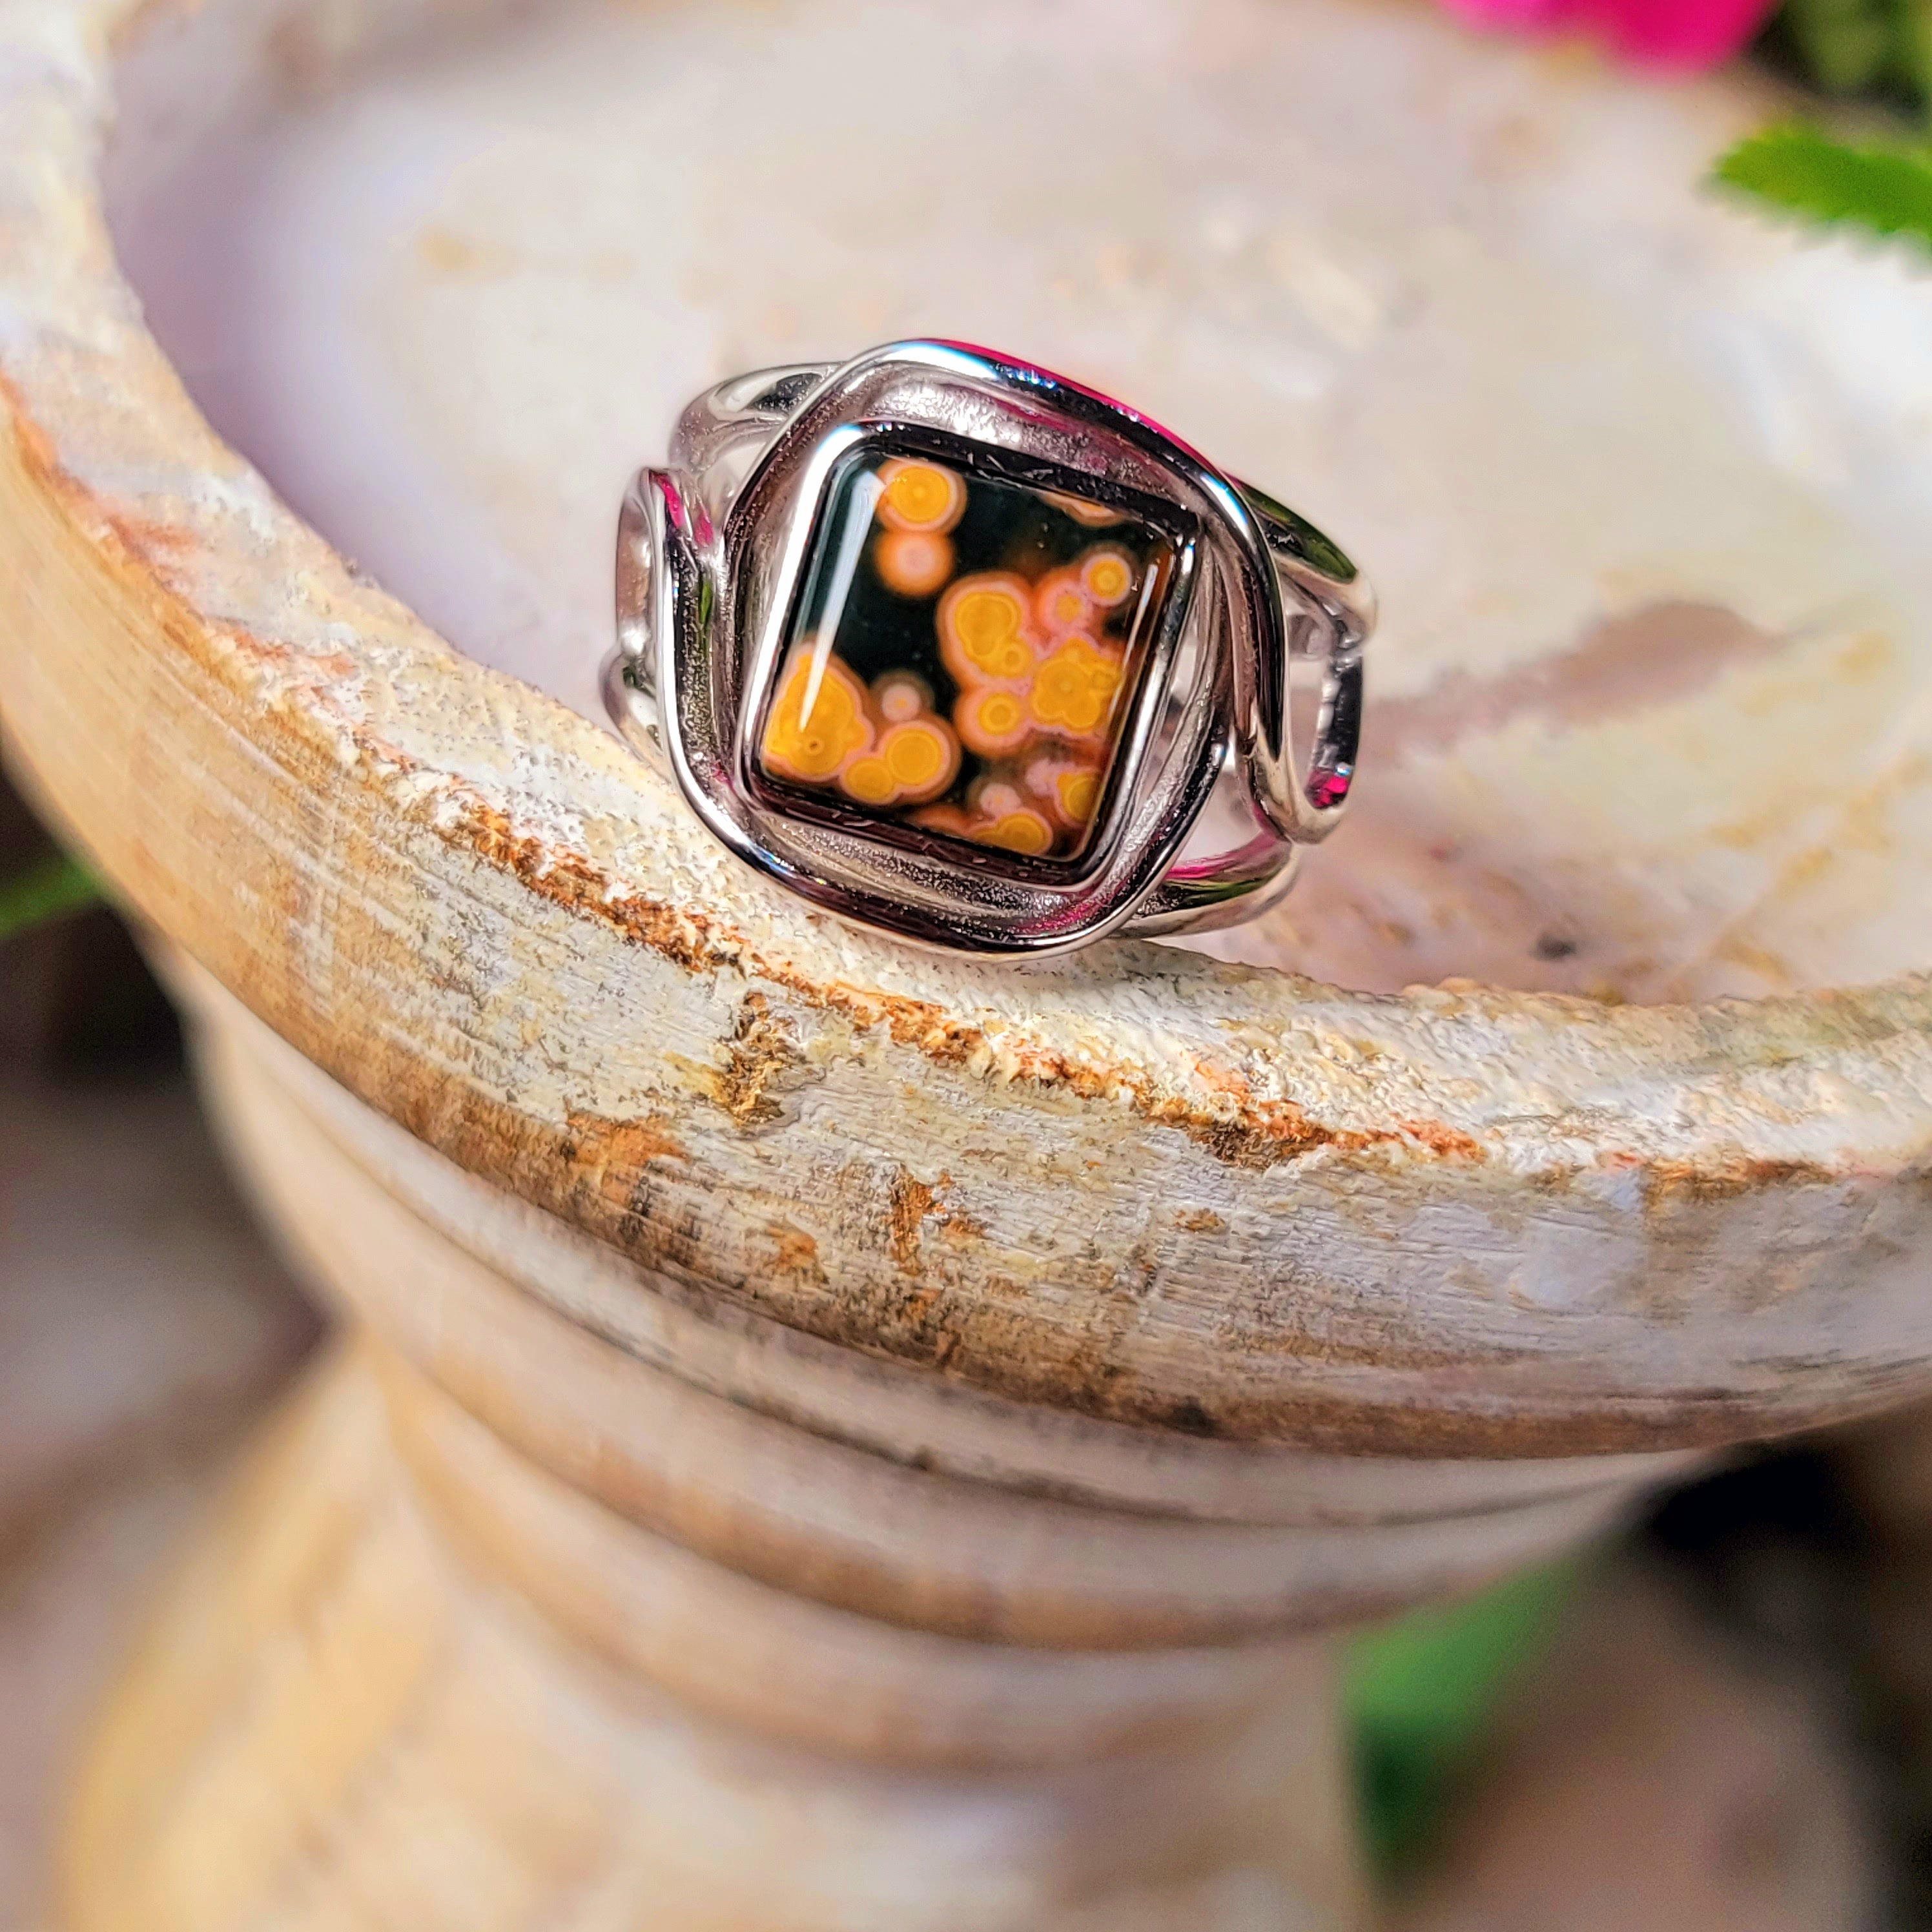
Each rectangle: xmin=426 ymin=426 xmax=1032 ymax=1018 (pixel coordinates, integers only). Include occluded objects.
xmin=889 ymin=1171 xmax=938 ymax=1274
xmin=765 ymin=1224 xmax=828 ymax=1286
xmin=711 ymin=992 xmax=808 ymax=1129
xmin=1643 ymin=1156 xmax=1842 ymax=1211
xmin=1174 ymin=1209 xmax=1228 ymax=1233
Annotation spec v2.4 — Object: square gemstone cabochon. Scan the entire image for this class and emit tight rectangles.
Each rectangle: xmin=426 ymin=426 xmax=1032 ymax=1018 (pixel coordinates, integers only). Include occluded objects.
xmin=753 ymin=436 xmax=1178 ymax=864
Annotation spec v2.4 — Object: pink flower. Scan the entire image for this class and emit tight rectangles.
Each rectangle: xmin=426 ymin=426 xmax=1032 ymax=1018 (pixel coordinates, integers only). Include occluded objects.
xmin=1437 ymin=0 xmax=1775 ymax=70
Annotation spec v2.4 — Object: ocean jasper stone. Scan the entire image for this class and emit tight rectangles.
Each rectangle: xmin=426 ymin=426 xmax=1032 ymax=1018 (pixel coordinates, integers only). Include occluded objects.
xmin=754 ymin=438 xmax=1178 ymax=863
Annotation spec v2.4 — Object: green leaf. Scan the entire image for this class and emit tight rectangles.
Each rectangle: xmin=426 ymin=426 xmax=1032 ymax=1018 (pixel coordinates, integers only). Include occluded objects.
xmin=1346 ymin=1559 xmax=1581 ymax=1876
xmin=0 ymin=851 xmax=101 ymax=941
xmin=1713 ymin=122 xmax=1932 ymax=249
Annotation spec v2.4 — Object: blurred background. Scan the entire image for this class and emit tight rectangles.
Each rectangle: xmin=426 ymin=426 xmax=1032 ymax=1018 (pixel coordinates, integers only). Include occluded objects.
xmin=8 ymin=0 xmax=1932 ymax=1923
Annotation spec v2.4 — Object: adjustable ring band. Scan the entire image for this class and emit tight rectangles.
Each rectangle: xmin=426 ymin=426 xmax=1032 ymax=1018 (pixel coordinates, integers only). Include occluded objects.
xmin=606 ymin=342 xmax=1371 ymax=958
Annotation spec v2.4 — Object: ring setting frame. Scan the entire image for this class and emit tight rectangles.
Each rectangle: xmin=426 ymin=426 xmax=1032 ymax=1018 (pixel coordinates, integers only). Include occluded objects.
xmin=607 ymin=340 xmax=1370 ymax=956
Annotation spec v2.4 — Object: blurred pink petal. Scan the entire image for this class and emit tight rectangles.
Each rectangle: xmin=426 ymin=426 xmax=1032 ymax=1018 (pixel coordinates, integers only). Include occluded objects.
xmin=1583 ymin=0 xmax=1777 ymax=65
xmin=1439 ymin=0 xmax=1776 ymax=70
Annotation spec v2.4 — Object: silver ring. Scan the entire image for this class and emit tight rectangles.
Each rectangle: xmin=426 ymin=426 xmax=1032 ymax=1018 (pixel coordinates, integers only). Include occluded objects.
xmin=606 ymin=340 xmax=1370 ymax=958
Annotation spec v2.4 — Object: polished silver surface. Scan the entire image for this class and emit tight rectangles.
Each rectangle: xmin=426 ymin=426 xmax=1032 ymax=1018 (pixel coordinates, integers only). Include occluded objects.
xmin=608 ymin=341 xmax=1369 ymax=956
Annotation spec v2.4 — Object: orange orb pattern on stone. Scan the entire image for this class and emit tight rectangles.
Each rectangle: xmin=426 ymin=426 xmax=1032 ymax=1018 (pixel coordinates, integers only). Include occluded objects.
xmin=1033 ymin=569 xmax=1094 ymax=637
xmin=1023 ymin=754 xmax=1107 ymax=832
xmin=1058 ymin=767 xmax=1101 ymax=825
xmin=981 ymin=809 xmax=1054 ymax=855
xmin=876 ymin=673 xmax=934 ymax=724
xmin=1080 ymin=548 xmax=1135 ymax=607
xmin=762 ymin=650 xmax=960 ymax=808
xmin=939 ymin=574 xmax=1036 ymax=688
xmin=876 ymin=529 xmax=955 ymax=597
xmin=760 ymin=650 xmax=872 ymax=783
xmin=876 ymin=718 xmax=960 ymax=801
xmin=876 ymin=459 xmax=967 ymax=534
xmin=1029 ymin=636 xmax=1124 ymax=741
xmin=1044 ymin=489 xmax=1126 ymax=528
xmin=956 ymin=684 xmax=1034 ymax=757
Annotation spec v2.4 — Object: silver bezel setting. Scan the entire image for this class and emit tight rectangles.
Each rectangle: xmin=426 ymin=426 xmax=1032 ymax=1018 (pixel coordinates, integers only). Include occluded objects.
xmin=609 ymin=341 xmax=1370 ymax=957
